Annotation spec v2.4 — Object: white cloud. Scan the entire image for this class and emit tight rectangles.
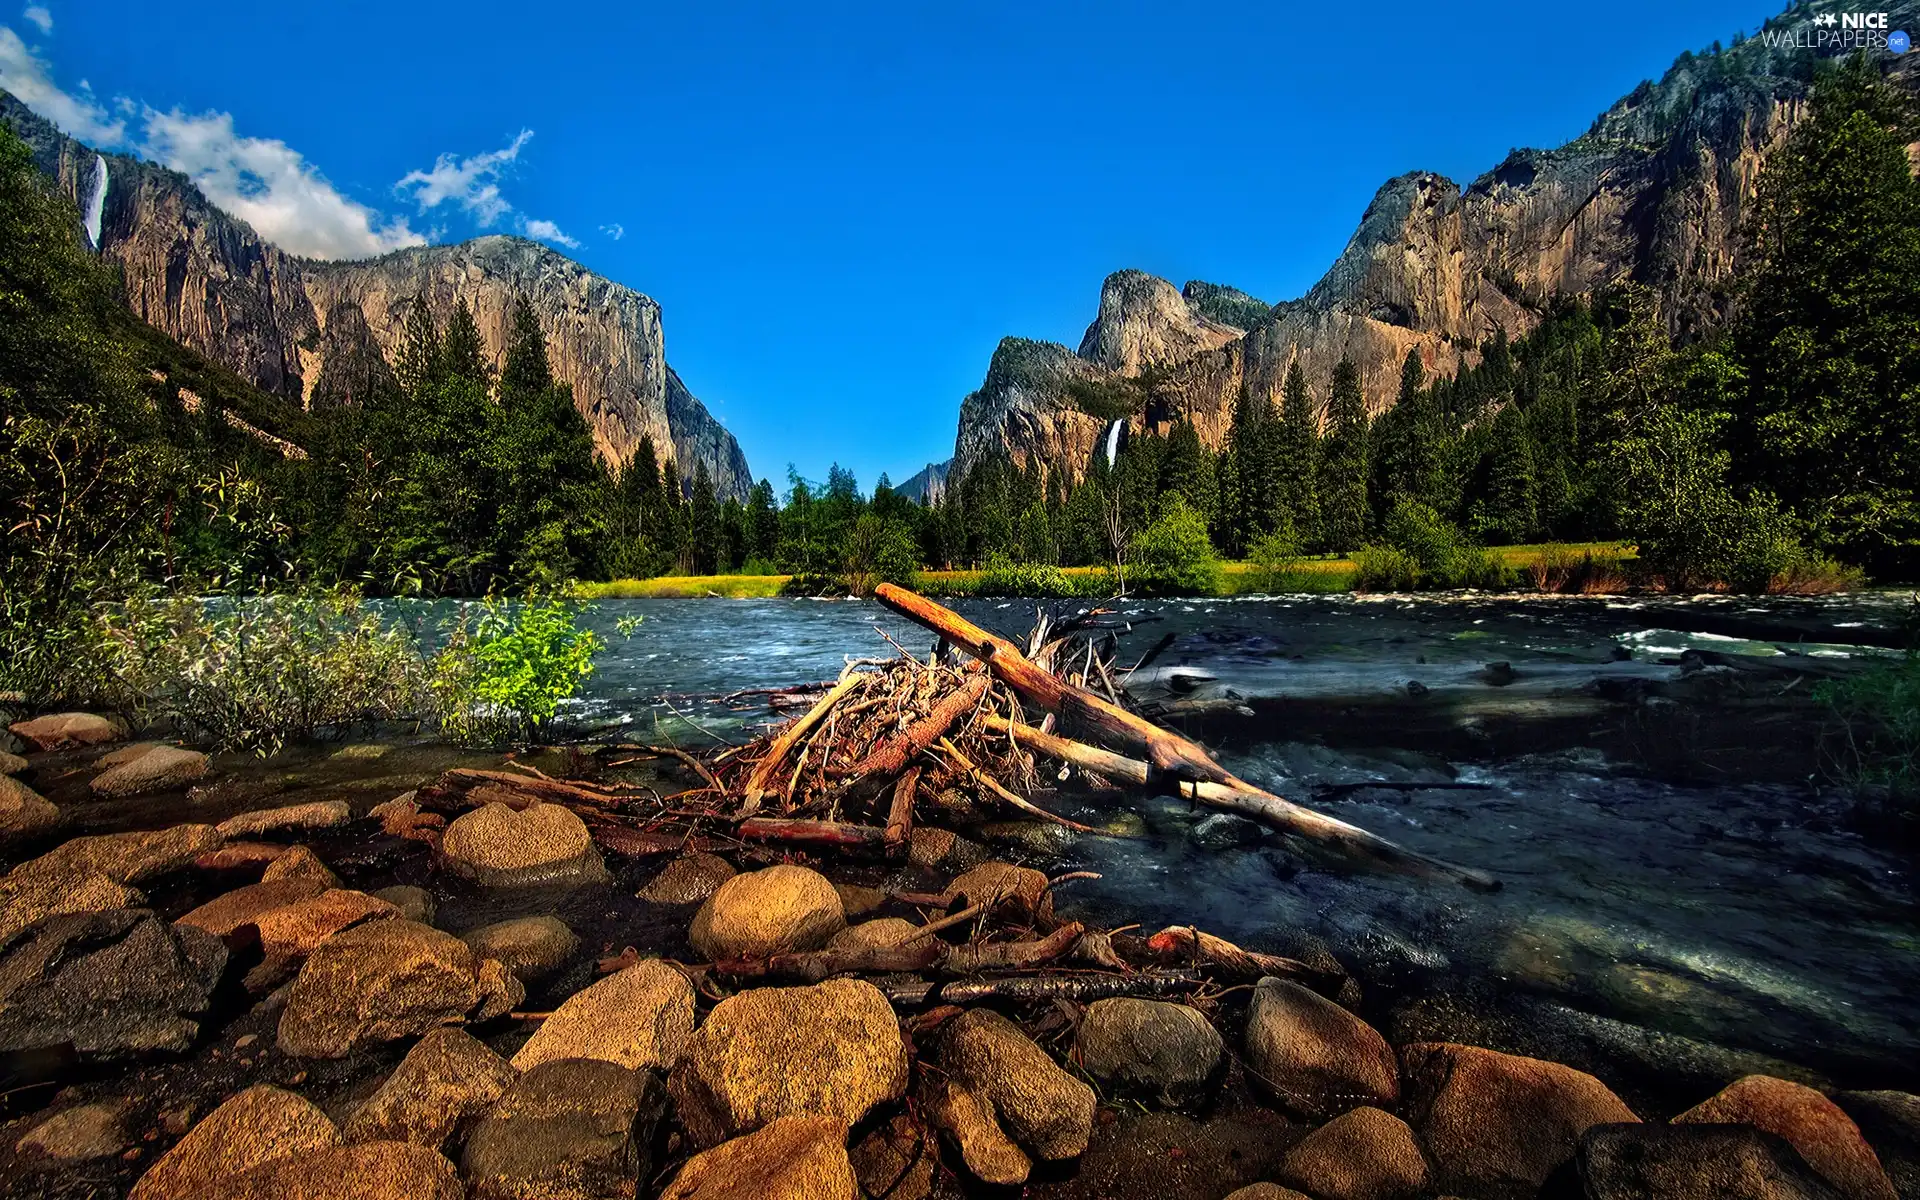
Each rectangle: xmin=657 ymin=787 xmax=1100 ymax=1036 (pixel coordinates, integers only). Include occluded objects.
xmin=141 ymin=107 xmax=424 ymax=260
xmin=0 ymin=26 xmax=125 ymax=145
xmin=21 ymin=6 xmax=49 ymax=34
xmin=521 ymin=217 xmax=578 ymax=249
xmin=395 ymin=130 xmax=531 ymax=225
xmin=600 ymin=222 xmax=625 ymax=240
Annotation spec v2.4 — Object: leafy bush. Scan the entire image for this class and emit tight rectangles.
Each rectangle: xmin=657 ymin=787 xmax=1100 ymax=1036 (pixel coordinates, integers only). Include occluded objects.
xmin=91 ymin=586 xmax=428 ymax=754
xmin=1351 ymin=545 xmax=1420 ymax=591
xmin=1527 ymin=543 xmax=1631 ymax=594
xmin=777 ymin=572 xmax=850 ymax=597
xmin=839 ymin=513 xmax=919 ymax=598
xmin=1129 ymin=496 xmax=1222 ymax=596
xmin=1245 ymin=529 xmax=1302 ymax=594
xmin=1819 ymin=611 xmax=1920 ymax=814
xmin=975 ymin=557 xmax=1088 ymax=598
xmin=1373 ymin=500 xmax=1510 ymax=589
xmin=430 ymin=590 xmax=604 ymax=745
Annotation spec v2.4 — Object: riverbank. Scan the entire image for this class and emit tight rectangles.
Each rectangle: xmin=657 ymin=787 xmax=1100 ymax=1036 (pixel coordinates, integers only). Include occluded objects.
xmin=579 ymin=542 xmax=1643 ymax=600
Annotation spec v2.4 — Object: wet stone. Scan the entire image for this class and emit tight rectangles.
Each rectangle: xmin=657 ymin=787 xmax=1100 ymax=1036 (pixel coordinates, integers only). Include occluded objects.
xmin=0 ymin=750 xmax=28 ymax=775
xmin=1074 ymin=997 xmax=1224 ymax=1106
xmin=1188 ymin=812 xmax=1267 ymax=851
xmin=9 ymin=712 xmax=124 ymax=752
xmin=91 ymin=744 xmax=209 ymax=798
xmin=343 ymin=1027 xmax=518 ymax=1150
xmin=461 ymin=1058 xmax=667 ymax=1200
xmin=260 ymin=845 xmax=339 ymax=888
xmin=440 ymin=801 xmax=609 ymax=888
xmin=217 ymin=800 xmax=350 ymax=839
xmin=1834 ymin=1092 xmax=1920 ymax=1200
xmin=1675 ymin=1075 xmax=1897 ymax=1200
xmin=1278 ymin=1105 xmax=1432 ymax=1200
xmin=461 ymin=914 xmax=579 ymax=982
xmin=927 ymin=1007 xmax=1095 ymax=1186
xmin=0 ymin=772 xmax=58 ymax=842
xmin=1574 ymin=1121 xmax=1849 ymax=1200
xmin=511 ymin=959 xmax=694 ymax=1073
xmin=371 ymin=885 xmax=436 ymax=925
xmin=636 ymin=851 xmax=735 ymax=905
xmin=1244 ymin=977 xmax=1398 ymax=1121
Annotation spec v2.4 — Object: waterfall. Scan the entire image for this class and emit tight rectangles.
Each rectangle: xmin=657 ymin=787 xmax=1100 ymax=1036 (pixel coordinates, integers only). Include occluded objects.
xmin=83 ymin=154 xmax=107 ymax=249
xmin=1102 ymin=418 xmax=1126 ymax=467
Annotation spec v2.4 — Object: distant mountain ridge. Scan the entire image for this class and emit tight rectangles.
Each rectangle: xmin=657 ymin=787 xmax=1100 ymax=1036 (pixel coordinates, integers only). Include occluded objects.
xmin=947 ymin=0 xmax=1920 ymax=487
xmin=0 ymin=91 xmax=752 ymax=501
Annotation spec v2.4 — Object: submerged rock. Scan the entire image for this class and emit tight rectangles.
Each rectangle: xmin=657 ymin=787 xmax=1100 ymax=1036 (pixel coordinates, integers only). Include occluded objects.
xmin=461 ymin=1058 xmax=666 ymax=1200
xmin=669 ymin=977 xmax=907 ymax=1148
xmin=1400 ymin=1041 xmax=1639 ymax=1199
xmin=1073 ymin=997 xmax=1223 ymax=1106
xmin=440 ymin=801 xmax=609 ymax=888
xmin=461 ymin=915 xmax=579 ymax=982
xmin=511 ymin=960 xmax=695 ymax=1072
xmin=1188 ymin=812 xmax=1267 ymax=851
xmin=637 ymin=851 xmax=735 ymax=905
xmin=1244 ymin=977 xmax=1398 ymax=1121
xmin=687 ymin=864 xmax=845 ymax=961
xmin=1574 ymin=1122 xmax=1848 ymax=1200
xmin=9 ymin=712 xmax=124 ymax=752
xmin=276 ymin=919 xmax=504 ymax=1058
xmin=91 ymin=744 xmax=209 ymax=798
xmin=1675 ymin=1075 xmax=1897 ymax=1200
xmin=1278 ymin=1105 xmax=1432 ymax=1200
xmin=0 ymin=907 xmax=226 ymax=1058
xmin=217 ymin=801 xmax=350 ymax=839
xmin=928 ymin=1008 xmax=1096 ymax=1185
xmin=130 ymin=1085 xmax=339 ymax=1200
xmin=661 ymin=1115 xmax=860 ymax=1200
xmin=343 ymin=1027 xmax=518 ymax=1150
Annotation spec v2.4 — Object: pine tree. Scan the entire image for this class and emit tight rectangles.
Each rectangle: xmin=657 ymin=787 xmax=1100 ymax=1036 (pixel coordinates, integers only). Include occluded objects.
xmin=441 ymin=300 xmax=488 ymax=388
xmin=1474 ymin=403 xmax=1539 ymax=544
xmin=393 ymin=298 xmax=443 ymax=400
xmin=498 ymin=295 xmax=552 ymax=405
xmin=689 ymin=461 xmax=720 ymax=574
xmin=1319 ymin=358 xmax=1371 ymax=552
xmin=1158 ymin=420 xmax=1214 ymax=524
xmin=747 ymin=478 xmax=779 ymax=564
xmin=1271 ymin=361 xmax=1321 ymax=545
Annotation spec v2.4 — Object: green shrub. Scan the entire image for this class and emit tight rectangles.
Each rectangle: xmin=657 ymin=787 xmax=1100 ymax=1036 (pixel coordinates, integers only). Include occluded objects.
xmin=1129 ymin=496 xmax=1222 ymax=596
xmin=1351 ymin=545 xmax=1420 ymax=591
xmin=839 ymin=513 xmax=919 ymax=598
xmin=1245 ymin=529 xmax=1302 ymax=594
xmin=430 ymin=590 xmax=603 ymax=745
xmin=1818 ymin=622 xmax=1920 ymax=812
xmin=91 ymin=585 xmax=429 ymax=754
xmin=975 ymin=557 xmax=1084 ymax=598
xmin=1376 ymin=499 xmax=1511 ymax=589
xmin=777 ymin=572 xmax=849 ymax=597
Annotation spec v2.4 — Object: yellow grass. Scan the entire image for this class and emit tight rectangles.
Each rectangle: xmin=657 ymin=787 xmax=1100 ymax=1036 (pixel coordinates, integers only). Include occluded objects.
xmin=578 ymin=574 xmax=789 ymax=599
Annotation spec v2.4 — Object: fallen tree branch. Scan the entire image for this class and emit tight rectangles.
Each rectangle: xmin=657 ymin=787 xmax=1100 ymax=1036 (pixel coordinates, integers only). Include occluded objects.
xmin=885 ymin=767 xmax=921 ymax=850
xmin=736 ymin=817 xmax=892 ymax=851
xmin=936 ymin=737 xmax=1104 ymax=834
xmin=883 ymin=968 xmax=1209 ymax=1007
xmin=1139 ymin=926 xmax=1323 ymax=983
xmin=837 ymin=673 xmax=989 ymax=779
xmin=609 ymin=743 xmax=725 ymax=794
xmin=740 ymin=671 xmax=865 ymax=816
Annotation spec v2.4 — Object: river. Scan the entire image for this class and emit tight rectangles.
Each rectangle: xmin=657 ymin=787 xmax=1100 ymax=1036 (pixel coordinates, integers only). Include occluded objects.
xmin=555 ymin=591 xmax=1918 ymax=1102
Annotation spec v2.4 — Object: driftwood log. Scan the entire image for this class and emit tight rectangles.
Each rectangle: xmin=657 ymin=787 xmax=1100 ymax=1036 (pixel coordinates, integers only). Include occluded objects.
xmin=875 ymin=583 xmax=1496 ymax=891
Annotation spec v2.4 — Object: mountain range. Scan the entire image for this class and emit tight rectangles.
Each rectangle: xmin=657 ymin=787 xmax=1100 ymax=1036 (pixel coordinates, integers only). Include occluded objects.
xmin=935 ymin=4 xmax=1920 ymax=490
xmin=0 ymin=91 xmax=754 ymax=502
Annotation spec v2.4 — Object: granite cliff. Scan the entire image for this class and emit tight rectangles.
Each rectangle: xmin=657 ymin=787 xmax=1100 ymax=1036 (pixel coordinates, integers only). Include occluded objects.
xmin=0 ymin=92 xmax=751 ymax=500
xmin=948 ymin=5 xmax=1920 ymax=487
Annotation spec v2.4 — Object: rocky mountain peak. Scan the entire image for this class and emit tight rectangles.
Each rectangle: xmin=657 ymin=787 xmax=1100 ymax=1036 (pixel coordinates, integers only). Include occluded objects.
xmin=1076 ymin=269 xmax=1243 ymax=376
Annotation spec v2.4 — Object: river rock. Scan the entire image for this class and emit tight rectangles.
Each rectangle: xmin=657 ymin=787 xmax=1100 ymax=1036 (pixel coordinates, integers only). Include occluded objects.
xmin=217 ymin=801 xmax=350 ymax=839
xmin=1278 ymin=1105 xmax=1432 ymax=1200
xmin=9 ymin=712 xmax=124 ymax=751
xmin=827 ymin=917 xmax=921 ymax=951
xmin=245 ymin=889 xmax=404 ymax=990
xmin=372 ymin=885 xmax=436 ymax=924
xmin=1675 ymin=1075 xmax=1897 ymax=1200
xmin=15 ymin=1099 xmax=131 ymax=1161
xmin=1224 ymin=1187 xmax=1313 ymax=1200
xmin=1834 ymin=1092 xmax=1920 ymax=1200
xmin=1574 ymin=1121 xmax=1848 ymax=1200
xmin=1400 ymin=1041 xmax=1639 ymax=1199
xmin=849 ymin=1113 xmax=937 ymax=1200
xmin=130 ymin=1085 xmax=340 ymax=1200
xmin=276 ymin=920 xmax=499 ymax=1058
xmin=0 ymin=772 xmax=58 ymax=842
xmin=0 ymin=750 xmax=27 ymax=774
xmin=261 ymin=845 xmax=340 ymax=888
xmin=1244 ymin=977 xmax=1397 ymax=1120
xmin=832 ymin=882 xmax=888 ymax=916
xmin=0 ymin=907 xmax=226 ymax=1057
xmin=91 ymin=745 xmax=209 ymax=798
xmin=343 ymin=1027 xmax=518 ymax=1149
xmin=662 ymin=1116 xmax=860 ymax=1200
xmin=1074 ymin=997 xmax=1223 ymax=1106
xmin=944 ymin=861 xmax=1051 ymax=917
xmin=669 ymin=977 xmax=907 ymax=1148
xmin=214 ymin=1141 xmax=464 ymax=1200
xmin=637 ymin=852 xmax=735 ymax=904
xmin=0 ymin=823 xmax=224 ymax=942
xmin=462 ymin=915 xmax=579 ymax=982
xmin=176 ymin=878 xmax=330 ymax=937
xmin=927 ymin=1008 xmax=1096 ymax=1185
xmin=511 ymin=960 xmax=695 ymax=1072
xmin=461 ymin=1058 xmax=667 ymax=1200
xmin=440 ymin=801 xmax=609 ymax=888
xmin=687 ymin=864 xmax=845 ymax=961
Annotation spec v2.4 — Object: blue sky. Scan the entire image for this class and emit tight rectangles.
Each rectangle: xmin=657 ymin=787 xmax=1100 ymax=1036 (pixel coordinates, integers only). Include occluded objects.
xmin=5 ymin=0 xmax=1777 ymax=489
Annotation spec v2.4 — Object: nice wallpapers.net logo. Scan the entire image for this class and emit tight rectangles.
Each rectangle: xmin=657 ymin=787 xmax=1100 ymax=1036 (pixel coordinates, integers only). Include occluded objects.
xmin=1760 ymin=12 xmax=1909 ymax=51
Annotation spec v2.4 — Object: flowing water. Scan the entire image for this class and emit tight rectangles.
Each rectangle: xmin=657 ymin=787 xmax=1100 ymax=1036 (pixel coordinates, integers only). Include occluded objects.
xmin=558 ymin=592 xmax=1919 ymax=1098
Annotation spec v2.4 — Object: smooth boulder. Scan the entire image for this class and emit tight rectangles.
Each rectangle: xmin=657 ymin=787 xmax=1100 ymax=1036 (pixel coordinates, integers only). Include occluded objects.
xmin=662 ymin=1116 xmax=860 ymax=1200
xmin=687 ymin=864 xmax=845 ymax=961
xmin=1244 ymin=977 xmax=1397 ymax=1121
xmin=0 ymin=772 xmax=58 ymax=842
xmin=0 ymin=824 xmax=224 ymax=942
xmin=1074 ymin=997 xmax=1224 ymax=1106
xmin=343 ymin=1027 xmax=518 ymax=1149
xmin=217 ymin=800 xmax=350 ymax=839
xmin=0 ymin=907 xmax=226 ymax=1058
xmin=928 ymin=1008 xmax=1096 ymax=1185
xmin=669 ymin=977 xmax=907 ymax=1148
xmin=461 ymin=915 xmax=579 ymax=982
xmin=276 ymin=919 xmax=515 ymax=1058
xmin=1278 ymin=1105 xmax=1432 ymax=1200
xmin=130 ymin=1085 xmax=339 ymax=1200
xmin=462 ymin=1058 xmax=666 ymax=1200
xmin=1575 ymin=1121 xmax=1848 ymax=1200
xmin=9 ymin=712 xmax=123 ymax=751
xmin=440 ymin=801 xmax=609 ymax=888
xmin=91 ymin=745 xmax=209 ymax=798
xmin=1676 ymin=1075 xmax=1896 ymax=1200
xmin=1400 ymin=1041 xmax=1639 ymax=1200
xmin=637 ymin=852 xmax=735 ymax=905
xmin=512 ymin=959 xmax=695 ymax=1072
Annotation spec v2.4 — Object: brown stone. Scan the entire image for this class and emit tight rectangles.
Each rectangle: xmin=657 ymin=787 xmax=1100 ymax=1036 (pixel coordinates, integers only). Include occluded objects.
xmin=217 ymin=801 xmax=350 ymax=839
xmin=211 ymin=1140 xmax=464 ymax=1200
xmin=440 ymin=801 xmax=608 ymax=887
xmin=91 ymin=745 xmax=209 ymax=798
xmin=637 ymin=851 xmax=735 ymax=905
xmin=687 ymin=864 xmax=845 ymax=961
xmin=1676 ymin=1075 xmax=1897 ymax=1200
xmin=512 ymin=959 xmax=695 ymax=1072
xmin=461 ymin=1058 xmax=667 ymax=1200
xmin=827 ymin=917 xmax=921 ymax=951
xmin=460 ymin=915 xmax=579 ymax=982
xmin=9 ymin=712 xmax=124 ymax=751
xmin=15 ymin=1099 xmax=131 ymax=1161
xmin=1278 ymin=1106 xmax=1432 ymax=1200
xmin=175 ymin=878 xmax=330 ymax=938
xmin=0 ymin=824 xmax=224 ymax=943
xmin=1073 ymin=997 xmax=1224 ymax=1106
xmin=276 ymin=920 xmax=488 ymax=1058
xmin=662 ymin=1116 xmax=860 ymax=1200
xmin=129 ymin=1085 xmax=339 ymax=1200
xmin=1243 ymin=978 xmax=1397 ymax=1121
xmin=927 ymin=1008 xmax=1096 ymax=1185
xmin=1400 ymin=1041 xmax=1639 ymax=1199
xmin=343 ymin=1028 xmax=518 ymax=1149
xmin=0 ymin=772 xmax=58 ymax=842
xmin=260 ymin=845 xmax=339 ymax=888
xmin=943 ymin=861 xmax=1051 ymax=916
